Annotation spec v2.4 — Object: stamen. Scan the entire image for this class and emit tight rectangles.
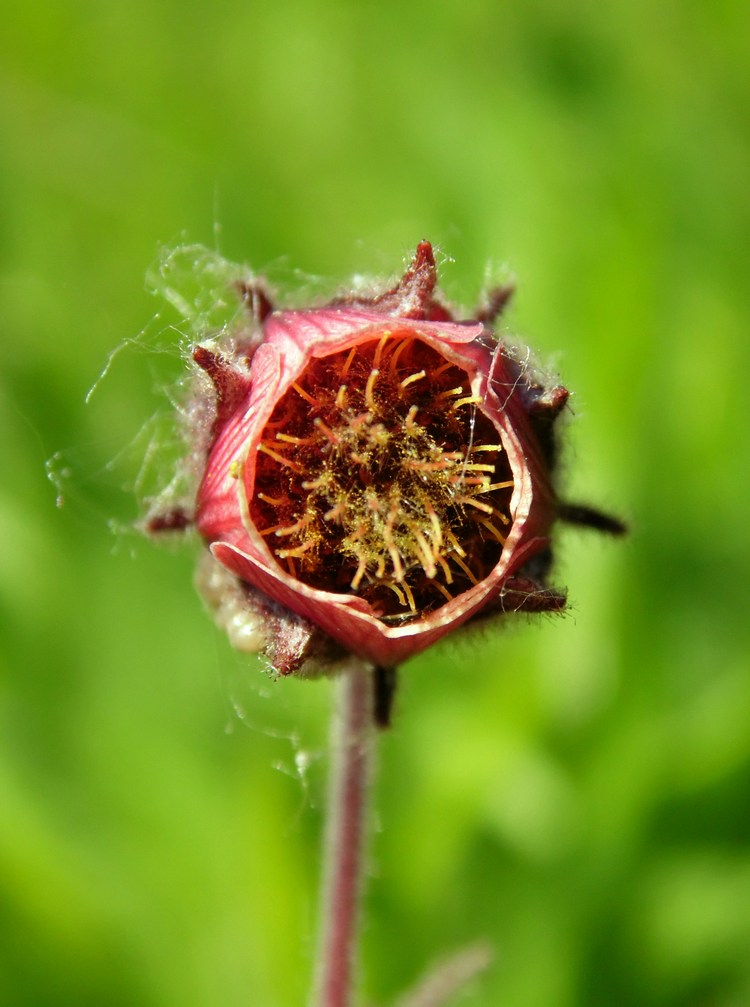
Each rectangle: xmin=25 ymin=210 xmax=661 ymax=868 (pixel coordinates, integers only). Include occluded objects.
xmin=258 ymin=443 xmax=303 ymax=471
xmin=365 ymin=368 xmax=379 ymax=411
xmin=301 ymin=476 xmax=327 ymax=490
xmin=373 ymin=331 xmax=391 ymax=367
xmin=400 ymin=370 xmax=426 ymax=389
xmin=437 ymin=385 xmax=465 ymax=400
xmin=433 ymin=581 xmax=454 ymax=602
xmin=483 ymin=480 xmax=515 ymax=492
xmin=351 ymin=558 xmax=368 ymax=590
xmin=457 ymin=496 xmax=494 ymax=515
xmin=257 ymin=491 xmax=285 ymax=505
xmin=335 ymin=384 xmax=347 ymax=409
xmin=349 ymin=412 xmax=371 ymax=431
xmin=436 ymin=554 xmax=453 ymax=584
xmin=445 ymin=529 xmax=467 ymax=557
xmin=450 ymin=552 xmax=479 ymax=585
xmin=277 ymin=541 xmax=316 ymax=559
xmin=426 ymin=503 xmax=443 ymax=549
xmin=451 ymin=395 xmax=482 ymax=411
xmin=276 ymin=432 xmax=317 ymax=445
xmin=401 ymin=581 xmax=417 ymax=613
xmin=471 ymin=443 xmax=503 ymax=453
xmin=460 ymin=463 xmax=496 ymax=473
xmin=384 ymin=582 xmax=406 ymax=606
xmin=314 ymin=417 xmax=340 ymax=444
xmin=432 ymin=360 xmax=455 ymax=379
xmin=412 ymin=527 xmax=437 ymax=579
xmin=291 ymin=382 xmax=317 ymax=405
xmin=478 ymin=518 xmax=507 ymax=544
xmin=388 ymin=338 xmax=412 ymax=375
xmin=275 ymin=515 xmax=313 ymax=537
xmin=340 ymin=346 xmax=357 ymax=377
xmin=324 ymin=502 xmax=346 ymax=522
xmin=404 ymin=404 xmax=419 ymax=431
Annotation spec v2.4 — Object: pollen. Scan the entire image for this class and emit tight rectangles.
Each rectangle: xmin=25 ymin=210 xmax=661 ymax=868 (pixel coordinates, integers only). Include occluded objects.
xmin=249 ymin=332 xmax=514 ymax=623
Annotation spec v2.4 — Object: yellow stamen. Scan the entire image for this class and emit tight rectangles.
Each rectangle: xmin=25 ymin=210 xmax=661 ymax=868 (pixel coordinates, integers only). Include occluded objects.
xmin=291 ymin=382 xmax=317 ymax=405
xmin=277 ymin=541 xmax=316 ymax=559
xmin=388 ymin=338 xmax=412 ymax=375
xmin=258 ymin=443 xmax=303 ymax=471
xmin=450 ymin=552 xmax=479 ymax=585
xmin=365 ymin=368 xmax=379 ymax=410
xmin=373 ymin=332 xmax=391 ymax=367
xmin=451 ymin=395 xmax=482 ymax=411
xmin=314 ymin=417 xmax=340 ymax=444
xmin=400 ymin=370 xmax=426 ymax=389
xmin=341 ymin=346 xmax=357 ymax=377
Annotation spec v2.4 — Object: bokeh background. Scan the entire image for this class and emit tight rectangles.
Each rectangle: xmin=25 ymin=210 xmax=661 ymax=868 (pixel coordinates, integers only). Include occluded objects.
xmin=2 ymin=1 xmax=749 ymax=1005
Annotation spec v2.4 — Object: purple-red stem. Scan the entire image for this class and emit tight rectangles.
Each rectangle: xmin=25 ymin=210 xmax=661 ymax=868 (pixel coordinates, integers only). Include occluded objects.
xmin=311 ymin=663 xmax=374 ymax=1007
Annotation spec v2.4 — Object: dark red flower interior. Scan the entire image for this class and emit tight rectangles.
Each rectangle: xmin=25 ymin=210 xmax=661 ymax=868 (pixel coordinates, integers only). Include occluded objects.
xmin=248 ymin=329 xmax=514 ymax=623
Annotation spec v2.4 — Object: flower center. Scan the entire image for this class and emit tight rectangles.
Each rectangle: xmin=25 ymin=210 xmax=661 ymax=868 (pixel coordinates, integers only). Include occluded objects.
xmin=248 ymin=330 xmax=514 ymax=623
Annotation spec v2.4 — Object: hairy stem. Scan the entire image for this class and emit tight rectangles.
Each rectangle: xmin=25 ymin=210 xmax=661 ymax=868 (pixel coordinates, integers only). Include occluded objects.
xmin=310 ymin=662 xmax=375 ymax=1007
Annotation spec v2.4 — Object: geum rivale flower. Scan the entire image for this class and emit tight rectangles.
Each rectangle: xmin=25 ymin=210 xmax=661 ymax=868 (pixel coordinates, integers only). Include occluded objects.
xmin=149 ymin=243 xmax=623 ymax=679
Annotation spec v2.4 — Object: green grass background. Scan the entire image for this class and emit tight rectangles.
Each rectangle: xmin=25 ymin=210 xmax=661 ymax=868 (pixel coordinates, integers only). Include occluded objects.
xmin=2 ymin=1 xmax=750 ymax=1004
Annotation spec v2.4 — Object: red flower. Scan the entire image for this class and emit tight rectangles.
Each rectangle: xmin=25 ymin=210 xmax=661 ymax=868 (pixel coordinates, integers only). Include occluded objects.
xmin=180 ymin=243 xmax=580 ymax=674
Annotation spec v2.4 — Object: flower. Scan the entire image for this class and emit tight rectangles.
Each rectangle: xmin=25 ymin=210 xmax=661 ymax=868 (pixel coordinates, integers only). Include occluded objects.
xmin=178 ymin=242 xmax=580 ymax=675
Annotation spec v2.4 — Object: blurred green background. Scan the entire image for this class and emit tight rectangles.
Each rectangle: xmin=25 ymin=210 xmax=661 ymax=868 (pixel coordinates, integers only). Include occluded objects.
xmin=2 ymin=1 xmax=749 ymax=1004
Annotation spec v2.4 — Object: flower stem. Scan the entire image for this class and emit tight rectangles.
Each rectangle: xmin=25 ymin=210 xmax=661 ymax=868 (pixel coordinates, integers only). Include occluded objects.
xmin=310 ymin=662 xmax=375 ymax=1007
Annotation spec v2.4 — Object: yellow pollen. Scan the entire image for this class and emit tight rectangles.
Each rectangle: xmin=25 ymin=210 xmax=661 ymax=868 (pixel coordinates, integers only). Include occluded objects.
xmin=229 ymin=460 xmax=242 ymax=479
xmin=471 ymin=443 xmax=503 ymax=453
